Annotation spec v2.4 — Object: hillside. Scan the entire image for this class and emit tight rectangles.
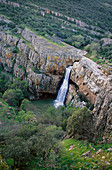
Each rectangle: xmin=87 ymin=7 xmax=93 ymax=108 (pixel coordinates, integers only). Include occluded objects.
xmin=0 ymin=0 xmax=112 ymax=67
xmin=0 ymin=0 xmax=112 ymax=169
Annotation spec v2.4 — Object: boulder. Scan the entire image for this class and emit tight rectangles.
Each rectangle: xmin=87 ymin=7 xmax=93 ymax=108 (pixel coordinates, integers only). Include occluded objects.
xmin=81 ymin=151 xmax=92 ymax=157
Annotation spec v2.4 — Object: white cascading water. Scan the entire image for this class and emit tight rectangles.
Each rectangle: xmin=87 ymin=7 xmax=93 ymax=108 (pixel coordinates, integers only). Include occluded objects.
xmin=54 ymin=66 xmax=72 ymax=108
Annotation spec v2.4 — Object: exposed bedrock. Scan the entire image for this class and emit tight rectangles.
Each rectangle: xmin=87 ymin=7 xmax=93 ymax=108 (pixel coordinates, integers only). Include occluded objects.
xmin=69 ymin=57 xmax=108 ymax=104
xmin=68 ymin=58 xmax=112 ymax=140
xmin=93 ymin=77 xmax=112 ymax=142
xmin=0 ymin=29 xmax=85 ymax=98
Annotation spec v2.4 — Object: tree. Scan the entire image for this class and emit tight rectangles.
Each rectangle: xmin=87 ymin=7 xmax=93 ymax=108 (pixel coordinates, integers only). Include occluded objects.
xmin=24 ymin=111 xmax=36 ymax=124
xmin=10 ymin=78 xmax=29 ymax=98
xmin=85 ymin=42 xmax=101 ymax=53
xmin=17 ymin=110 xmax=26 ymax=122
xmin=66 ymin=107 xmax=93 ymax=139
xmin=20 ymin=99 xmax=30 ymax=111
xmin=3 ymin=89 xmax=24 ymax=107
xmin=42 ymin=106 xmax=65 ymax=126
xmin=28 ymin=124 xmax=56 ymax=165
xmin=0 ymin=72 xmax=10 ymax=93
xmin=2 ymin=136 xmax=31 ymax=168
xmin=1 ymin=124 xmax=57 ymax=168
xmin=17 ymin=110 xmax=36 ymax=124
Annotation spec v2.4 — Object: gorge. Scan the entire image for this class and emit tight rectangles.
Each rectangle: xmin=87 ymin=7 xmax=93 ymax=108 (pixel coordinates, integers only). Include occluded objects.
xmin=0 ymin=27 xmax=111 ymax=141
xmin=0 ymin=17 xmax=112 ymax=140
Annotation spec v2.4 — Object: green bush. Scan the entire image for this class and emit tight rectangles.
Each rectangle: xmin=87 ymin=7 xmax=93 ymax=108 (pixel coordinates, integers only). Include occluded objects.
xmin=7 ymin=23 xmax=16 ymax=29
xmin=10 ymin=78 xmax=30 ymax=98
xmin=3 ymin=89 xmax=24 ymax=107
xmin=20 ymin=99 xmax=30 ymax=111
xmin=1 ymin=124 xmax=57 ymax=169
xmin=0 ymin=21 xmax=7 ymax=26
xmin=66 ymin=107 xmax=93 ymax=139
xmin=0 ymin=72 xmax=10 ymax=93
xmin=85 ymin=42 xmax=101 ymax=53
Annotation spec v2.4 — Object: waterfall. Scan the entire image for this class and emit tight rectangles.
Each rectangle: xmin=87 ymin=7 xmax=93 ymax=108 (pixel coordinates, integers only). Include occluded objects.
xmin=54 ymin=66 xmax=72 ymax=108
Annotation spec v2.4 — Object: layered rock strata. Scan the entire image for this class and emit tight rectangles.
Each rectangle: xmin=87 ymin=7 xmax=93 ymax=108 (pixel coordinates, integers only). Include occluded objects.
xmin=70 ymin=57 xmax=108 ymax=104
xmin=93 ymin=76 xmax=112 ymax=142
xmin=0 ymin=29 xmax=83 ymax=98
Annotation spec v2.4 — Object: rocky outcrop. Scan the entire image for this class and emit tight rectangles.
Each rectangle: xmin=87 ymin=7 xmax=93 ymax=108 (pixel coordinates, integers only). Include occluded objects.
xmin=0 ymin=0 xmax=20 ymax=7
xmin=93 ymin=76 xmax=112 ymax=142
xmin=21 ymin=29 xmax=84 ymax=74
xmin=70 ymin=57 xmax=108 ymax=104
xmin=0 ymin=29 xmax=83 ymax=98
xmin=68 ymin=65 xmax=112 ymax=140
xmin=101 ymin=38 xmax=112 ymax=46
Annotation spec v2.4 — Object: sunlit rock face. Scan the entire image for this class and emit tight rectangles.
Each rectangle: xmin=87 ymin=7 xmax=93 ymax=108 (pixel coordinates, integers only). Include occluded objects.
xmin=70 ymin=57 xmax=108 ymax=104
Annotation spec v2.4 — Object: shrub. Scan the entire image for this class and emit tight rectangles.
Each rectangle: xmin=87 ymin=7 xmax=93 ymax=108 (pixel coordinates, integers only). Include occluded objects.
xmin=85 ymin=42 xmax=101 ymax=53
xmin=7 ymin=23 xmax=16 ymax=29
xmin=3 ymin=89 xmax=24 ymax=107
xmin=66 ymin=107 xmax=93 ymax=139
xmin=10 ymin=78 xmax=29 ymax=98
xmin=0 ymin=21 xmax=7 ymax=26
xmin=0 ymin=72 xmax=10 ymax=93
xmin=20 ymin=99 xmax=30 ymax=111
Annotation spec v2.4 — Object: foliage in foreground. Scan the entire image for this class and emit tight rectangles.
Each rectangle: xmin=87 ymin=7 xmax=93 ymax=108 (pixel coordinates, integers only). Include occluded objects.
xmin=67 ymin=107 xmax=93 ymax=140
xmin=0 ymin=124 xmax=60 ymax=169
xmin=0 ymin=155 xmax=9 ymax=170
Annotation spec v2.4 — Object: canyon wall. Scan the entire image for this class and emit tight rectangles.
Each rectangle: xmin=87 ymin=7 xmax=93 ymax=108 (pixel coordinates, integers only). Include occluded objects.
xmin=0 ymin=29 xmax=84 ymax=98
xmin=0 ymin=27 xmax=112 ymax=139
xmin=68 ymin=57 xmax=112 ymax=140
xmin=93 ymin=76 xmax=112 ymax=142
xmin=69 ymin=57 xmax=108 ymax=104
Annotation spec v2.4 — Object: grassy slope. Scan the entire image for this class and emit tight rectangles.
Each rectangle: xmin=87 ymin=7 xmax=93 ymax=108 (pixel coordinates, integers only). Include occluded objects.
xmin=59 ymin=139 xmax=112 ymax=169
xmin=28 ymin=0 xmax=112 ymax=31
xmin=0 ymin=99 xmax=16 ymax=121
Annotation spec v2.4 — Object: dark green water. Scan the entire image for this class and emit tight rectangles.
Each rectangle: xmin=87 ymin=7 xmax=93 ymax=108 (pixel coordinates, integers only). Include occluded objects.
xmin=31 ymin=98 xmax=54 ymax=114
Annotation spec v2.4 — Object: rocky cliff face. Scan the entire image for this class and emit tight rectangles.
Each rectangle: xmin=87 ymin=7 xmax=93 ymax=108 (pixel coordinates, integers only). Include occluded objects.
xmin=68 ymin=59 xmax=112 ymax=141
xmin=0 ymin=29 xmax=84 ymax=98
xmin=93 ymin=76 xmax=112 ymax=142
xmin=69 ymin=57 xmax=108 ymax=104
xmin=66 ymin=58 xmax=111 ymax=141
